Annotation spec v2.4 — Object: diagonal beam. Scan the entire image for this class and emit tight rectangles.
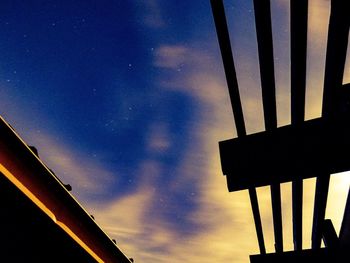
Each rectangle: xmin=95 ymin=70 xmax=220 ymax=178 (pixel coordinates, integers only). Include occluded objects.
xmin=291 ymin=0 xmax=308 ymax=125
xmin=253 ymin=0 xmax=277 ymax=129
xmin=322 ymin=219 xmax=339 ymax=249
xmin=270 ymin=183 xmax=283 ymax=253
xmin=249 ymin=188 xmax=266 ymax=254
xmin=253 ymin=0 xmax=282 ymax=253
xmin=322 ymin=0 xmax=350 ymax=118
xmin=210 ymin=0 xmax=266 ymax=254
xmin=290 ymin=0 xmax=308 ymax=251
xmin=210 ymin=0 xmax=246 ymax=137
xmin=312 ymin=174 xmax=330 ymax=249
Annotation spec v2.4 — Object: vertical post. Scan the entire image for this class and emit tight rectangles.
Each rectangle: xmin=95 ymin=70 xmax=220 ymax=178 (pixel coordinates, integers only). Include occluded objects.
xmin=290 ymin=0 xmax=308 ymax=251
xmin=249 ymin=188 xmax=266 ymax=254
xmin=312 ymin=174 xmax=330 ymax=249
xmin=253 ymin=0 xmax=283 ymax=253
xmin=270 ymin=184 xmax=283 ymax=253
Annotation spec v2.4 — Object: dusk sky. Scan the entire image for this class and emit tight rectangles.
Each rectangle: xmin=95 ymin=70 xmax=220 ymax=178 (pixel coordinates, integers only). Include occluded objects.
xmin=0 ymin=1 xmax=349 ymax=262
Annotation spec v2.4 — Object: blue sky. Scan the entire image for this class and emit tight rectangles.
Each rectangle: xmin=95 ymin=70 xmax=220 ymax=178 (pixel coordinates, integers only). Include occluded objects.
xmin=0 ymin=1 xmax=349 ymax=262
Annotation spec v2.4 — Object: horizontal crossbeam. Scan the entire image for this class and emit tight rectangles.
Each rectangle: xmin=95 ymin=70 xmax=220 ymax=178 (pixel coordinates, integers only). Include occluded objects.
xmin=250 ymin=247 xmax=345 ymax=263
xmin=220 ymin=116 xmax=350 ymax=191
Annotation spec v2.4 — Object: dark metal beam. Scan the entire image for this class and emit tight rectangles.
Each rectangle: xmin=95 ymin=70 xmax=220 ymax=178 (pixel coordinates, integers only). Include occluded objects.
xmin=220 ymin=116 xmax=350 ymax=190
xmin=290 ymin=0 xmax=308 ymax=125
xmin=292 ymin=179 xmax=303 ymax=250
xmin=312 ymin=0 xmax=349 ymax=251
xmin=271 ymin=184 xmax=283 ymax=253
xmin=253 ymin=0 xmax=282 ymax=252
xmin=210 ymin=0 xmax=246 ymax=137
xmin=253 ymin=0 xmax=277 ymax=130
xmin=322 ymin=0 xmax=350 ymax=118
xmin=250 ymin=247 xmax=343 ymax=263
xmin=312 ymin=174 xmax=330 ymax=249
xmin=322 ymin=219 xmax=339 ymax=249
xmin=249 ymin=188 xmax=266 ymax=254
xmin=290 ymin=0 xmax=308 ymax=251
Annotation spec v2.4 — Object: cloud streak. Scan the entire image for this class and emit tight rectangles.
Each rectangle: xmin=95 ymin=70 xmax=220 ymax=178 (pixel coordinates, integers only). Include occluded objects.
xmin=19 ymin=128 xmax=117 ymax=205
xmin=134 ymin=0 xmax=165 ymax=29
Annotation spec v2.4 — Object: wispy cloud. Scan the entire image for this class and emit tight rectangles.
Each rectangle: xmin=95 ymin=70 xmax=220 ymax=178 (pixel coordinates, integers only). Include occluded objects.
xmin=135 ymin=0 xmax=165 ymax=29
xmin=154 ymin=43 xmax=264 ymax=134
xmin=96 ymin=42 xmax=263 ymax=262
xmin=68 ymin=41 xmax=262 ymax=262
xmin=154 ymin=45 xmax=188 ymax=69
xmin=146 ymin=122 xmax=171 ymax=154
xmin=21 ymin=130 xmax=117 ymax=204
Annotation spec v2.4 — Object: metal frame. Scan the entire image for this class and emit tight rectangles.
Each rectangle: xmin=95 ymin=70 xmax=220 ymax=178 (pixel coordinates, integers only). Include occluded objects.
xmin=210 ymin=0 xmax=350 ymax=260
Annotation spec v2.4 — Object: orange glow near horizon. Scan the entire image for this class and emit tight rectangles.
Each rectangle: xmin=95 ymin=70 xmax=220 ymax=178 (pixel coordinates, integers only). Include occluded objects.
xmin=0 ymin=163 xmax=104 ymax=263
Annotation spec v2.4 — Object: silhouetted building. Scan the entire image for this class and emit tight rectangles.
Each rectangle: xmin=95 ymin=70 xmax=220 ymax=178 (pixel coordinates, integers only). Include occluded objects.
xmin=211 ymin=0 xmax=350 ymax=262
xmin=0 ymin=116 xmax=133 ymax=262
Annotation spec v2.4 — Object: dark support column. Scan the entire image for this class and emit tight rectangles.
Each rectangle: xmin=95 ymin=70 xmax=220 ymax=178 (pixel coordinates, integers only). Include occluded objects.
xmin=253 ymin=0 xmax=282 ymax=253
xmin=290 ymin=0 xmax=308 ymax=251
xmin=249 ymin=188 xmax=266 ymax=254
xmin=322 ymin=219 xmax=339 ymax=249
xmin=322 ymin=0 xmax=349 ymax=118
xmin=292 ymin=179 xmax=303 ymax=250
xmin=313 ymin=0 xmax=349 ymax=252
xmin=271 ymin=184 xmax=283 ymax=252
xmin=253 ymin=0 xmax=277 ymax=128
xmin=312 ymin=174 xmax=330 ymax=249
xmin=290 ymin=0 xmax=308 ymax=124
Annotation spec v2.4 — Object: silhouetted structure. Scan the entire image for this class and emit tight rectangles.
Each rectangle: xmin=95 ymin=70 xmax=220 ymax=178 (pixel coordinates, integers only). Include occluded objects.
xmin=0 ymin=116 xmax=133 ymax=262
xmin=210 ymin=0 xmax=349 ymax=262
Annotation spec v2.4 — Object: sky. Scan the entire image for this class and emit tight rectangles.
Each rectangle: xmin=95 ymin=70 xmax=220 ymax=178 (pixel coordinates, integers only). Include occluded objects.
xmin=0 ymin=0 xmax=349 ymax=262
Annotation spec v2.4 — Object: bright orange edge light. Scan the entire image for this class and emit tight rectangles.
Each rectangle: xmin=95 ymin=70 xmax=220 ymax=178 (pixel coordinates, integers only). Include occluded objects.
xmin=0 ymin=163 xmax=104 ymax=263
